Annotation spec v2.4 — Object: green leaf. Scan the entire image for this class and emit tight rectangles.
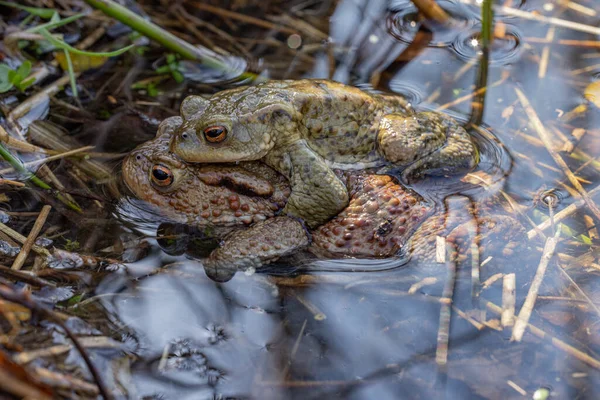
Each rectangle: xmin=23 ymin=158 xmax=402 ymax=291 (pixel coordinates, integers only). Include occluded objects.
xmin=0 ymin=64 xmax=13 ymax=92
xmin=15 ymin=77 xmax=35 ymax=92
xmin=62 ymin=50 xmax=78 ymax=98
xmin=7 ymin=69 xmax=19 ymax=85
xmin=16 ymin=60 xmax=31 ymax=79
xmin=0 ymin=1 xmax=56 ymax=19
xmin=27 ymin=13 xmax=85 ymax=33
xmin=172 ymin=70 xmax=184 ymax=83
xmin=154 ymin=65 xmax=170 ymax=74
xmin=38 ymin=28 xmax=133 ymax=57
xmin=580 ymin=234 xmax=593 ymax=245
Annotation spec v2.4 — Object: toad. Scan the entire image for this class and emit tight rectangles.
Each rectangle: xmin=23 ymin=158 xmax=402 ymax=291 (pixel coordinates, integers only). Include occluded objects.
xmin=170 ymin=79 xmax=478 ymax=227
xmin=123 ymin=119 xmax=522 ymax=282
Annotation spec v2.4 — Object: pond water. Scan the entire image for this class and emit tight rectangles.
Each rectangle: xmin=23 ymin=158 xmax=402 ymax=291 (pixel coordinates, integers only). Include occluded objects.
xmin=3 ymin=0 xmax=600 ymax=398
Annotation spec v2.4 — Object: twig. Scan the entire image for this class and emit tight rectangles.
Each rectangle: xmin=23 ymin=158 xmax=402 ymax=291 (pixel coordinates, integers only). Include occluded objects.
xmin=0 ymin=282 xmax=112 ymax=400
xmin=461 ymin=0 xmax=600 ymax=35
xmin=512 ymin=228 xmax=560 ymax=342
xmin=527 ymin=184 xmax=600 ymax=239
xmin=0 ymin=178 xmax=25 ymax=187
xmin=515 ymin=87 xmax=600 ymax=222
xmin=33 ymin=367 xmax=99 ymax=396
xmin=0 ymin=221 xmax=51 ymax=258
xmin=501 ymin=273 xmax=516 ymax=327
xmin=188 ymin=2 xmax=299 ymax=35
xmin=282 ymin=319 xmax=307 ymax=378
xmin=436 ymin=242 xmax=456 ymax=366
xmin=486 ymin=300 xmax=600 ymax=369
xmin=436 ymin=72 xmax=508 ymax=111
xmin=11 ymin=205 xmax=51 ymax=271
xmin=0 ymin=125 xmax=46 ymax=153
xmin=410 ymin=0 xmax=452 ymax=24
xmin=555 ymin=263 xmax=600 ymax=318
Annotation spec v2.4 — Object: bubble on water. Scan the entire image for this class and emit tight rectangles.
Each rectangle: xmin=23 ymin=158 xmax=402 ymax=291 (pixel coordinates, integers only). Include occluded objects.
xmin=450 ymin=24 xmax=523 ymax=66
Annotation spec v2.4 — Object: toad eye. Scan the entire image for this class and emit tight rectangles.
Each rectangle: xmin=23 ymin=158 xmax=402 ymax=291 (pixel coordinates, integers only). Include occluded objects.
xmin=203 ymin=126 xmax=227 ymax=143
xmin=151 ymin=165 xmax=174 ymax=187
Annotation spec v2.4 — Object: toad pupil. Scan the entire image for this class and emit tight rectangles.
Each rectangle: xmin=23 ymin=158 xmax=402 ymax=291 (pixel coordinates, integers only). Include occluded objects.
xmin=151 ymin=165 xmax=173 ymax=186
xmin=203 ymin=126 xmax=227 ymax=143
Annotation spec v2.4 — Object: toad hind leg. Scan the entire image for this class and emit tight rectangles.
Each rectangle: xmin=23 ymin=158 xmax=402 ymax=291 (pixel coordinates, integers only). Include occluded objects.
xmin=203 ymin=216 xmax=310 ymax=282
xmin=378 ymin=111 xmax=479 ymax=182
xmin=266 ymin=142 xmax=350 ymax=228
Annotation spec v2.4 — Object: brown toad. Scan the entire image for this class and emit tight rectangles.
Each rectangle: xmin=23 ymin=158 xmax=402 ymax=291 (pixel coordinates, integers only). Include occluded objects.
xmin=170 ymin=79 xmax=478 ymax=227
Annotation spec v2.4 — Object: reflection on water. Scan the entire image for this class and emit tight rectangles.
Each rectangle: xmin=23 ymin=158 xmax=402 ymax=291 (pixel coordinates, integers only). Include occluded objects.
xmin=94 ymin=0 xmax=600 ymax=397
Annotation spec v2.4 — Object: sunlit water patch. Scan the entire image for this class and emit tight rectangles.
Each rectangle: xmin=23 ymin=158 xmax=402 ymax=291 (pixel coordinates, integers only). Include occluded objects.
xmin=450 ymin=24 xmax=523 ymax=65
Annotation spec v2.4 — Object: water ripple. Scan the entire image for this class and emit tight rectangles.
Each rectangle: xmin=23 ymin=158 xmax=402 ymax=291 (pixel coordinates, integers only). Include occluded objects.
xmin=450 ymin=24 xmax=523 ymax=66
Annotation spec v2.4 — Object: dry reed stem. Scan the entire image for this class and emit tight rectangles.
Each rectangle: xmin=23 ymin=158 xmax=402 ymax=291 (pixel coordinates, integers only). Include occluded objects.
xmin=0 ymin=125 xmax=46 ymax=153
xmin=411 ymin=0 xmax=452 ymax=24
xmin=11 ymin=205 xmax=51 ymax=271
xmin=282 ymin=319 xmax=307 ymax=379
xmin=501 ymin=273 xmax=516 ymax=327
xmin=451 ymin=305 xmax=485 ymax=330
xmin=436 ymin=244 xmax=456 ymax=366
xmin=436 ymin=73 xmax=508 ymax=110
xmin=527 ymin=38 xmax=600 ymax=48
xmin=515 ymin=87 xmax=600 ymax=222
xmin=460 ymin=0 xmax=600 ymax=35
xmin=486 ymin=301 xmax=600 ymax=369
xmin=33 ymin=367 xmax=99 ymax=396
xmin=187 ymin=2 xmax=298 ymax=35
xmin=527 ymin=181 xmax=600 ymax=240
xmin=0 ymin=146 xmax=94 ymax=175
xmin=8 ymin=75 xmax=73 ymax=124
xmin=555 ymin=264 xmax=600 ymax=318
xmin=511 ymin=228 xmax=560 ymax=342
xmin=507 ymin=380 xmax=527 ymax=396
xmin=0 ymin=222 xmax=50 ymax=258
xmin=538 ymin=27 xmax=555 ymax=78
xmin=0 ymin=179 xmax=25 ymax=187
xmin=0 ymin=366 xmax=52 ymax=400
xmin=566 ymin=1 xmax=596 ymax=17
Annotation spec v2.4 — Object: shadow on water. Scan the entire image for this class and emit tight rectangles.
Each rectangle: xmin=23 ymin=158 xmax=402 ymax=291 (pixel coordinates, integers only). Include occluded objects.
xmin=49 ymin=0 xmax=600 ymax=397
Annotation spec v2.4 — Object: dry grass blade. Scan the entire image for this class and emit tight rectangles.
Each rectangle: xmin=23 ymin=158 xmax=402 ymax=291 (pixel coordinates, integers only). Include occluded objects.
xmin=188 ymin=2 xmax=299 ymax=35
xmin=486 ymin=301 xmax=600 ymax=369
xmin=512 ymin=228 xmax=560 ymax=342
xmin=515 ymin=87 xmax=600 ymax=222
xmin=0 ymin=221 xmax=50 ymax=258
xmin=0 ymin=146 xmax=94 ymax=175
xmin=436 ymin=243 xmax=456 ymax=366
xmin=527 ymin=184 xmax=600 ymax=239
xmin=11 ymin=205 xmax=51 ymax=271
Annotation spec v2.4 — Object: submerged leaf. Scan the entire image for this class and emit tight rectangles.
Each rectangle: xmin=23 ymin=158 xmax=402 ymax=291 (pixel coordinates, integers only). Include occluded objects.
xmin=55 ymin=52 xmax=108 ymax=72
xmin=584 ymin=81 xmax=600 ymax=109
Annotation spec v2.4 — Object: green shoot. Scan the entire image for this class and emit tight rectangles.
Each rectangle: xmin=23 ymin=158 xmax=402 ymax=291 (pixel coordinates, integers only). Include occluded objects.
xmin=155 ymin=54 xmax=185 ymax=83
xmin=0 ymin=1 xmax=56 ymax=19
xmin=0 ymin=143 xmax=82 ymax=212
xmin=0 ymin=61 xmax=35 ymax=93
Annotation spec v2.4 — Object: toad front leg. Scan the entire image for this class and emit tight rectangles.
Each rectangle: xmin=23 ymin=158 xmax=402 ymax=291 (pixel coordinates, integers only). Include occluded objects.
xmin=202 ymin=217 xmax=310 ymax=282
xmin=378 ymin=111 xmax=479 ymax=182
xmin=265 ymin=141 xmax=349 ymax=228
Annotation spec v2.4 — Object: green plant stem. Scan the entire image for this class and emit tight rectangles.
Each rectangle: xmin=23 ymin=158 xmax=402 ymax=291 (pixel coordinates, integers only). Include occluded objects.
xmin=0 ymin=143 xmax=82 ymax=212
xmin=82 ymin=0 xmax=256 ymax=80
xmin=481 ymin=0 xmax=493 ymax=50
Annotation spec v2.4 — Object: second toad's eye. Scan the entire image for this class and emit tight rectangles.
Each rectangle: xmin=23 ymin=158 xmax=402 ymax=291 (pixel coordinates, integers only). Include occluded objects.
xmin=203 ymin=126 xmax=227 ymax=143
xmin=151 ymin=165 xmax=174 ymax=187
